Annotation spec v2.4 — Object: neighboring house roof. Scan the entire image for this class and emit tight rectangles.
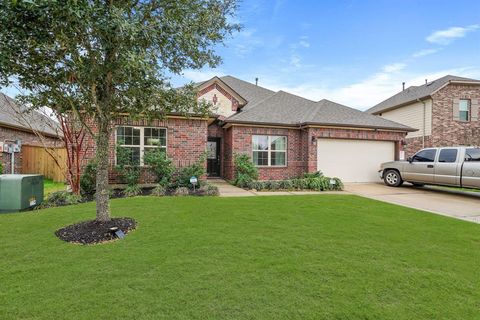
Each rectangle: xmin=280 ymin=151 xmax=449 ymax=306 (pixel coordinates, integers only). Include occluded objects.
xmin=367 ymin=75 xmax=480 ymax=115
xmin=0 ymin=93 xmax=61 ymax=138
xmin=225 ymin=90 xmax=415 ymax=131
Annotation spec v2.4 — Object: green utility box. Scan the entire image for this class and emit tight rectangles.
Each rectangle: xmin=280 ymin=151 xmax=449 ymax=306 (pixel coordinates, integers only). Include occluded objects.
xmin=0 ymin=174 xmax=44 ymax=213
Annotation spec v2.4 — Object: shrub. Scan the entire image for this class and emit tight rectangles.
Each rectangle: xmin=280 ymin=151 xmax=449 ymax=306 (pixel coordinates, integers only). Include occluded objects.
xmin=327 ymin=177 xmax=344 ymax=191
xmin=234 ymin=173 xmax=254 ymax=188
xmin=39 ymin=191 xmax=82 ymax=208
xmin=151 ymin=184 xmax=167 ymax=197
xmin=80 ymin=161 xmax=97 ymax=195
xmin=123 ymin=185 xmax=142 ymax=197
xmin=143 ymin=148 xmax=175 ymax=186
xmin=251 ymin=181 xmax=266 ymax=191
xmin=279 ymin=179 xmax=294 ymax=190
xmin=238 ymin=176 xmax=344 ymax=192
xmin=116 ymin=144 xmax=140 ymax=187
xmin=197 ymin=183 xmax=220 ymax=196
xmin=233 ymin=154 xmax=258 ymax=187
xmin=0 ymin=162 xmax=3 ymax=174
xmin=302 ymin=171 xmax=323 ymax=179
xmin=172 ymin=155 xmax=206 ymax=188
xmin=173 ymin=187 xmax=190 ymax=196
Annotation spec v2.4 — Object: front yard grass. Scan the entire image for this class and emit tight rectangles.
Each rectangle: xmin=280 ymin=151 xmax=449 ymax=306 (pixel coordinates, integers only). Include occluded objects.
xmin=1 ymin=195 xmax=479 ymax=319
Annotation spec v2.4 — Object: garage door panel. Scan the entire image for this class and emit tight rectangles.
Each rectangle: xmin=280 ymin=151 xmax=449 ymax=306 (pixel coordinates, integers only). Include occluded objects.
xmin=317 ymin=139 xmax=395 ymax=182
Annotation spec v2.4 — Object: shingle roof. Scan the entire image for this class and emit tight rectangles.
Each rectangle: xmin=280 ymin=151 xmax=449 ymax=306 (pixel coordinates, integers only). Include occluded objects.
xmin=218 ymin=76 xmax=276 ymax=109
xmin=0 ymin=93 xmax=61 ymax=137
xmin=226 ymin=90 xmax=415 ymax=131
xmin=306 ymin=99 xmax=415 ymax=130
xmin=367 ymin=75 xmax=480 ymax=114
xmin=195 ymin=75 xmax=276 ymax=109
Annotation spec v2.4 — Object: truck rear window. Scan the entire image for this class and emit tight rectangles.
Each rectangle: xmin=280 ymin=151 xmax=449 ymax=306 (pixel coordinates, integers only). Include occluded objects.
xmin=438 ymin=149 xmax=458 ymax=163
xmin=466 ymin=148 xmax=480 ymax=161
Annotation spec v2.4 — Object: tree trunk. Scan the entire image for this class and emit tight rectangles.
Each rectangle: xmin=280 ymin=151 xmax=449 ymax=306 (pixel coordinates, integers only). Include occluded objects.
xmin=95 ymin=120 xmax=111 ymax=221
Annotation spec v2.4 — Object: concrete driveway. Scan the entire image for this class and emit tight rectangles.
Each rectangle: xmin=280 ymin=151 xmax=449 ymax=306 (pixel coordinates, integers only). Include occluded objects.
xmin=344 ymin=183 xmax=480 ymax=224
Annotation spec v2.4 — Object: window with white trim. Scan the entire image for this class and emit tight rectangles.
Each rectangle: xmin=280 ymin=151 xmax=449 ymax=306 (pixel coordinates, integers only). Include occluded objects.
xmin=252 ymin=135 xmax=287 ymax=166
xmin=116 ymin=126 xmax=167 ymax=166
xmin=459 ymin=99 xmax=471 ymax=121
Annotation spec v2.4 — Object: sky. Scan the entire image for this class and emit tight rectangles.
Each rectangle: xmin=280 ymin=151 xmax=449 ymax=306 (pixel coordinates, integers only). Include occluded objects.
xmin=171 ymin=0 xmax=480 ymax=110
xmin=2 ymin=0 xmax=480 ymax=110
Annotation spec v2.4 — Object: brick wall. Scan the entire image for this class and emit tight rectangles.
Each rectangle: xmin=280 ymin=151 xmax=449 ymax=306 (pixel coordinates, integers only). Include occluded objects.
xmin=80 ymin=117 xmax=208 ymax=183
xmin=225 ymin=126 xmax=305 ymax=180
xmin=431 ymin=83 xmax=480 ymax=148
xmin=0 ymin=125 xmax=61 ymax=174
xmin=223 ymin=125 xmax=406 ymax=181
xmin=404 ymin=135 xmax=433 ymax=157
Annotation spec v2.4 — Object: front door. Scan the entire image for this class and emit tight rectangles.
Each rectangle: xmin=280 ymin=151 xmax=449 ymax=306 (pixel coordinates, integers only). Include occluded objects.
xmin=207 ymin=138 xmax=221 ymax=177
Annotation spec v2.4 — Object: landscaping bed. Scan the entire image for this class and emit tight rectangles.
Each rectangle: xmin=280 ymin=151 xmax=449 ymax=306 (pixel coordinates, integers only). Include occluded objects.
xmin=55 ymin=217 xmax=136 ymax=244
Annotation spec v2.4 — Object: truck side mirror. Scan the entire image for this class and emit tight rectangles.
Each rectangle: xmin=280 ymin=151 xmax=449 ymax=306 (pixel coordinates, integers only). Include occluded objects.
xmin=407 ymin=157 xmax=413 ymax=163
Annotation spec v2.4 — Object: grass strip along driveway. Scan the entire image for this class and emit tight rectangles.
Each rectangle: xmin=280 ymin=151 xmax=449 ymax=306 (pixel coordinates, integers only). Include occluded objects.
xmin=1 ymin=195 xmax=479 ymax=319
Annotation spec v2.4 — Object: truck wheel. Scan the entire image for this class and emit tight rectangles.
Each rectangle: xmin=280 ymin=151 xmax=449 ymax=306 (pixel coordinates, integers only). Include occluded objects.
xmin=384 ymin=170 xmax=403 ymax=187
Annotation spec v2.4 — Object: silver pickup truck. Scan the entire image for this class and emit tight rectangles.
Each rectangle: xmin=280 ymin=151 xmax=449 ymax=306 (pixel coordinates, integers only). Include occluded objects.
xmin=379 ymin=147 xmax=480 ymax=188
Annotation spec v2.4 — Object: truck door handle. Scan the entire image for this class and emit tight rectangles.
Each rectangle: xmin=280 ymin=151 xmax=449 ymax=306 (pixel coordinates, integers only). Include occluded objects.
xmin=427 ymin=165 xmax=434 ymax=168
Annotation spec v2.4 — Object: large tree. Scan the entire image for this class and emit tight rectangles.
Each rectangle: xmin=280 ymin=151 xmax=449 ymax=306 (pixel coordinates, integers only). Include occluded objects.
xmin=0 ymin=0 xmax=239 ymax=221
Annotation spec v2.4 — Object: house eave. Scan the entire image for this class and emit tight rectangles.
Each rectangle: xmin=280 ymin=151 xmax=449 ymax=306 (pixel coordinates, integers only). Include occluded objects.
xmin=300 ymin=122 xmax=417 ymax=132
xmin=222 ymin=120 xmax=416 ymax=132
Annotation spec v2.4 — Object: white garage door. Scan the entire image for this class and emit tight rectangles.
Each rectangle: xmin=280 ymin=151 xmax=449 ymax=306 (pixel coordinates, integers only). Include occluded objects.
xmin=317 ymin=138 xmax=395 ymax=182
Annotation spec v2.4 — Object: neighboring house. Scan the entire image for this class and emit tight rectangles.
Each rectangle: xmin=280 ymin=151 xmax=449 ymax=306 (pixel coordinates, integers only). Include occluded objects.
xmin=80 ymin=76 xmax=414 ymax=183
xmin=367 ymin=75 xmax=480 ymax=156
xmin=0 ymin=93 xmax=62 ymax=173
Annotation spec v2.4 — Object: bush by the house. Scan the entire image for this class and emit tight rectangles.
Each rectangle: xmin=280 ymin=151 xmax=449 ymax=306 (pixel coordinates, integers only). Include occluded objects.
xmin=171 ymin=155 xmax=206 ymax=189
xmin=173 ymin=187 xmax=190 ymax=196
xmin=38 ymin=191 xmax=82 ymax=209
xmin=115 ymin=144 xmax=140 ymax=188
xmin=197 ymin=183 xmax=220 ymax=196
xmin=151 ymin=184 xmax=167 ymax=197
xmin=0 ymin=162 xmax=3 ymax=174
xmin=233 ymin=154 xmax=258 ymax=188
xmin=143 ymin=148 xmax=175 ymax=186
xmin=243 ymin=176 xmax=343 ymax=192
xmin=80 ymin=161 xmax=97 ymax=195
xmin=123 ymin=185 xmax=142 ymax=197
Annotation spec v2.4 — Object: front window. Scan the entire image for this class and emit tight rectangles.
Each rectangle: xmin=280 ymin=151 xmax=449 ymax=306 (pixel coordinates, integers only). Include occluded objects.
xmin=412 ymin=149 xmax=436 ymax=162
xmin=459 ymin=99 xmax=470 ymax=121
xmin=116 ymin=126 xmax=167 ymax=166
xmin=252 ymin=135 xmax=287 ymax=166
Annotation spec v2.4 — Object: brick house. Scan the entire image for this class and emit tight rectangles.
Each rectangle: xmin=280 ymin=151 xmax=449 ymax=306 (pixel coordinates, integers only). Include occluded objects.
xmin=81 ymin=76 xmax=414 ymax=183
xmin=0 ymin=93 xmax=62 ymax=173
xmin=367 ymin=75 xmax=480 ymax=157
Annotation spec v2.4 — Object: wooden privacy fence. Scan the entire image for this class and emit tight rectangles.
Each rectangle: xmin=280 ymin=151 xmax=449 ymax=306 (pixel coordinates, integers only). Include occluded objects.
xmin=21 ymin=145 xmax=67 ymax=182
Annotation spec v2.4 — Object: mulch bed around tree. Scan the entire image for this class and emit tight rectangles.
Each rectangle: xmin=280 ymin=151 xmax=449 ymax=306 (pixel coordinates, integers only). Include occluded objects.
xmin=55 ymin=217 xmax=136 ymax=245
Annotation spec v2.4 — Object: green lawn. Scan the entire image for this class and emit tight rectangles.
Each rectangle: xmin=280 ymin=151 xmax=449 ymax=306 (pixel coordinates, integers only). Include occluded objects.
xmin=43 ymin=178 xmax=66 ymax=196
xmin=0 ymin=195 xmax=479 ymax=319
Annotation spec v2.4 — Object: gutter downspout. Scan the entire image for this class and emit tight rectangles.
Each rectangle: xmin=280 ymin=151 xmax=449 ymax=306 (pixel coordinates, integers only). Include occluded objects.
xmin=417 ymin=98 xmax=427 ymax=148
